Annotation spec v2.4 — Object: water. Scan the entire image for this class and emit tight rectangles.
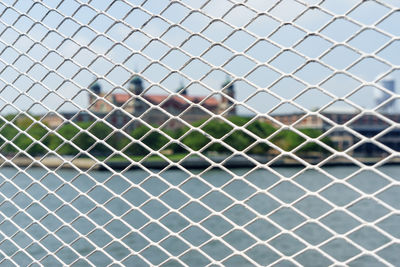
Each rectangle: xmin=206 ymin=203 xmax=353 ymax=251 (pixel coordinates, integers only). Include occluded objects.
xmin=0 ymin=165 xmax=399 ymax=266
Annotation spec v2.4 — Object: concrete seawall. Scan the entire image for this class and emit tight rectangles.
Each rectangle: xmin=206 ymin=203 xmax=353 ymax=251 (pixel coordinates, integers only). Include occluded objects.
xmin=2 ymin=155 xmax=399 ymax=171
xmin=1 ymin=157 xmax=100 ymax=170
xmin=103 ymin=156 xmax=400 ymax=170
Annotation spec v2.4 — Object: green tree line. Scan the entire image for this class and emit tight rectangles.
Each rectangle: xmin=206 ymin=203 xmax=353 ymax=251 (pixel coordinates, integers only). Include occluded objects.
xmin=0 ymin=116 xmax=332 ymax=157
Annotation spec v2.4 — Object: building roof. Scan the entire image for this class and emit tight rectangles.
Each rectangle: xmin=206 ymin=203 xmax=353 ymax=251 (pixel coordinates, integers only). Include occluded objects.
xmin=112 ymin=93 xmax=219 ymax=107
xmin=146 ymin=94 xmax=219 ymax=107
xmin=114 ymin=94 xmax=132 ymax=103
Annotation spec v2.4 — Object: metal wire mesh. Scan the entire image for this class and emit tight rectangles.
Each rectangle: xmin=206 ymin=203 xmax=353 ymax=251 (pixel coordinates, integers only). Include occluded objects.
xmin=0 ymin=0 xmax=399 ymax=266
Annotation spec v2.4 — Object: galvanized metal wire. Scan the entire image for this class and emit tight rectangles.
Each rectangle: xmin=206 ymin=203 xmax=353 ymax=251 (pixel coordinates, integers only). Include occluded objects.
xmin=0 ymin=0 xmax=399 ymax=266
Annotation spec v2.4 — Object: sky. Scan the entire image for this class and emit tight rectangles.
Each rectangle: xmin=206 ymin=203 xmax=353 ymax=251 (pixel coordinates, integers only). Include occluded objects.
xmin=0 ymin=0 xmax=400 ymax=117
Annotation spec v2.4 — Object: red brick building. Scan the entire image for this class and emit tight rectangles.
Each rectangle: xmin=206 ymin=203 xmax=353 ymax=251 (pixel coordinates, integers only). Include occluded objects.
xmin=87 ymin=76 xmax=236 ymax=129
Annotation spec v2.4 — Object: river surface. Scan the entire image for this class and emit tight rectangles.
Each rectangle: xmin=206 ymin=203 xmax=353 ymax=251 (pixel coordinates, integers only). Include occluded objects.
xmin=0 ymin=165 xmax=399 ymax=266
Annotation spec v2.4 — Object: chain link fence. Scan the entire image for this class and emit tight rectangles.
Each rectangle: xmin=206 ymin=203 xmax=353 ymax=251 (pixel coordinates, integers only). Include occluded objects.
xmin=0 ymin=0 xmax=399 ymax=266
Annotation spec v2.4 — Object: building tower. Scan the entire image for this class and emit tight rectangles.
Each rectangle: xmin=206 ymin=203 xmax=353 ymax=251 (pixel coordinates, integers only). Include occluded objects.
xmin=89 ymin=81 xmax=101 ymax=111
xmin=220 ymin=77 xmax=236 ymax=116
xmin=129 ymin=75 xmax=146 ymax=119
xmin=375 ymin=78 xmax=396 ymax=113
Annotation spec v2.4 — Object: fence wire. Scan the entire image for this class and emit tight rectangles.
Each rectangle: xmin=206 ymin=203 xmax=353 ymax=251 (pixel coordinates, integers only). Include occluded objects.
xmin=0 ymin=0 xmax=399 ymax=266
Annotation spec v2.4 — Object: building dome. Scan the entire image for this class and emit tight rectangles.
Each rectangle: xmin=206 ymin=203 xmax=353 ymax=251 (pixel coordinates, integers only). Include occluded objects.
xmin=89 ymin=82 xmax=101 ymax=95
xmin=222 ymin=79 xmax=230 ymax=88
xmin=177 ymin=82 xmax=188 ymax=95
xmin=130 ymin=75 xmax=143 ymax=86
xmin=129 ymin=75 xmax=144 ymax=95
